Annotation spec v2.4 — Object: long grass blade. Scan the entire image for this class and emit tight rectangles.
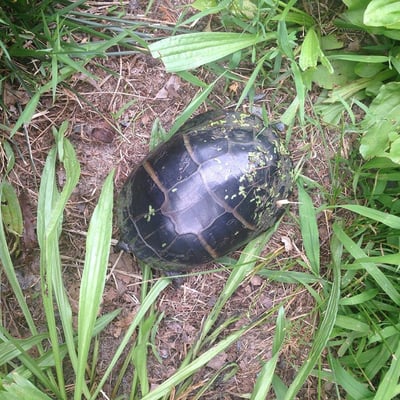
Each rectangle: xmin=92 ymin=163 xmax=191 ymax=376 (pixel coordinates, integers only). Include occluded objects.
xmin=297 ymin=181 xmax=320 ymax=275
xmin=375 ymin=340 xmax=400 ymax=399
xmin=328 ymin=356 xmax=373 ymax=399
xmin=333 ymin=224 xmax=400 ymax=306
xmin=283 ymin=228 xmax=341 ymax=399
xmin=167 ymin=78 xmax=218 ymax=138
xmin=0 ymin=372 xmax=53 ymax=400
xmin=193 ymin=226 xmax=278 ymax=357
xmin=340 ymin=204 xmax=400 ymax=229
xmin=141 ymin=315 xmax=270 ymax=400
xmin=36 ymin=128 xmax=81 ymax=398
xmin=0 ymin=328 xmax=59 ymax=395
xmin=251 ymin=307 xmax=287 ymax=400
xmin=75 ymin=171 xmax=114 ymax=400
xmin=90 ymin=278 xmax=170 ymax=399
xmin=0 ymin=334 xmax=47 ymax=365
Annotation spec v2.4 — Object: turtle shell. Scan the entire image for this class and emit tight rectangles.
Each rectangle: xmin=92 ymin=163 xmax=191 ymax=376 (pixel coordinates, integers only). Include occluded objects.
xmin=117 ymin=110 xmax=292 ymax=270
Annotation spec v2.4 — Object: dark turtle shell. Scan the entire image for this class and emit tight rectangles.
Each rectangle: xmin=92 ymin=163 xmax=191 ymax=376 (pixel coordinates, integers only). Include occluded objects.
xmin=117 ymin=110 xmax=292 ymax=271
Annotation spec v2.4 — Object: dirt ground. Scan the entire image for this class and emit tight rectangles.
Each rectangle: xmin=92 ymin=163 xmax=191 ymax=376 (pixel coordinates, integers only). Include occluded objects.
xmin=1 ymin=1 xmax=345 ymax=399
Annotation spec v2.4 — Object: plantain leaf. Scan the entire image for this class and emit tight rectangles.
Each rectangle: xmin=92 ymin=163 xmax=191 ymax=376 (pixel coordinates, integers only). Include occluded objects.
xmin=360 ymin=82 xmax=400 ymax=160
xmin=364 ymin=0 xmax=400 ymax=29
xmin=148 ymin=32 xmax=274 ymax=72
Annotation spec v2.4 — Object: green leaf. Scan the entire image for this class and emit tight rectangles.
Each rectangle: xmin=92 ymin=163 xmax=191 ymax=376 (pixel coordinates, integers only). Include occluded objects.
xmin=375 ymin=339 xmax=400 ymax=398
xmin=335 ymin=315 xmax=370 ymax=333
xmin=10 ymin=92 xmax=40 ymax=137
xmin=191 ymin=0 xmax=217 ymax=10
xmin=277 ymin=20 xmax=294 ymax=59
xmin=299 ymin=27 xmax=320 ymax=71
xmin=0 ymin=373 xmax=53 ymax=400
xmin=0 ymin=181 xmax=23 ymax=237
xmin=360 ymin=82 xmax=400 ymax=159
xmin=303 ymin=60 xmax=357 ymax=90
xmin=297 ymin=181 xmax=320 ymax=275
xmin=339 ymin=289 xmax=379 ymax=305
xmin=291 ymin=61 xmax=306 ymax=124
xmin=329 ymin=357 xmax=373 ymax=400
xmin=364 ymin=0 xmax=400 ymax=29
xmin=387 ymin=136 xmax=400 ymax=163
xmin=340 ymin=0 xmax=386 ymax=33
xmin=333 ymin=223 xmax=400 ymax=306
xmin=283 ymin=230 xmax=341 ymax=400
xmin=0 ymin=334 xmax=47 ymax=365
xmin=320 ymin=35 xmax=344 ymax=50
xmin=251 ymin=308 xmax=287 ymax=400
xmin=36 ymin=129 xmax=82 ymax=399
xmin=230 ymin=0 xmax=258 ymax=19
xmin=328 ymin=54 xmax=389 ymax=63
xmin=340 ymin=204 xmax=400 ymax=229
xmin=149 ymin=32 xmax=274 ymax=72
xmin=75 ymin=171 xmax=114 ymax=400
xmin=280 ymin=96 xmax=299 ymax=125
xmin=3 ymin=141 xmax=15 ymax=174
xmin=354 ymin=62 xmax=386 ymax=78
xmin=90 ymin=278 xmax=170 ymax=399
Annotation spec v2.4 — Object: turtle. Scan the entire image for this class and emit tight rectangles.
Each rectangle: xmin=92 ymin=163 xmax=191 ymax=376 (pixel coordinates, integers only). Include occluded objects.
xmin=117 ymin=109 xmax=293 ymax=271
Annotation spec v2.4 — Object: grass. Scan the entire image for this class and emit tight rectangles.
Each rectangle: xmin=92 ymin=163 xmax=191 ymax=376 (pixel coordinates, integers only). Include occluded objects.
xmin=2 ymin=0 xmax=400 ymax=398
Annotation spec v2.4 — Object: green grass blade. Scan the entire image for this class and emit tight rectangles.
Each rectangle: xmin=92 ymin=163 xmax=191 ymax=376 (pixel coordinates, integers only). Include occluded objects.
xmin=90 ymin=278 xmax=170 ymax=399
xmin=297 ymin=181 xmax=320 ymax=275
xmin=75 ymin=171 xmax=114 ymax=400
xmin=291 ymin=61 xmax=306 ymax=125
xmin=338 ymin=289 xmax=379 ymax=305
xmin=251 ymin=307 xmax=287 ymax=400
xmin=141 ymin=316 xmax=269 ymax=400
xmin=0 ymin=334 xmax=47 ymax=365
xmin=272 ymin=374 xmax=288 ymax=399
xmin=283 ymin=229 xmax=341 ymax=400
xmin=340 ymin=204 xmax=400 ymax=229
xmin=193 ymin=227 xmax=277 ymax=356
xmin=328 ymin=356 xmax=373 ymax=400
xmin=0 ymin=329 xmax=59 ymax=395
xmin=375 ymin=340 xmax=400 ymax=399
xmin=258 ymin=269 xmax=321 ymax=284
xmin=36 ymin=129 xmax=81 ymax=398
xmin=167 ymin=79 xmax=217 ymax=138
xmin=357 ymin=254 xmax=400 ymax=264
xmin=335 ymin=315 xmax=370 ymax=333
xmin=236 ymin=51 xmax=272 ymax=108
xmin=333 ymin=224 xmax=400 ymax=306
xmin=111 ymin=265 xmax=155 ymax=398
xmin=48 ymin=138 xmax=81 ymax=375
xmin=0 ymin=372 xmax=53 ymax=400
xmin=327 ymin=54 xmax=389 ymax=63
xmin=130 ymin=312 xmax=158 ymax=398
xmin=10 ymin=31 xmax=131 ymax=137
xmin=10 ymin=92 xmax=40 ymax=137
xmin=36 ymin=145 xmax=67 ymax=399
